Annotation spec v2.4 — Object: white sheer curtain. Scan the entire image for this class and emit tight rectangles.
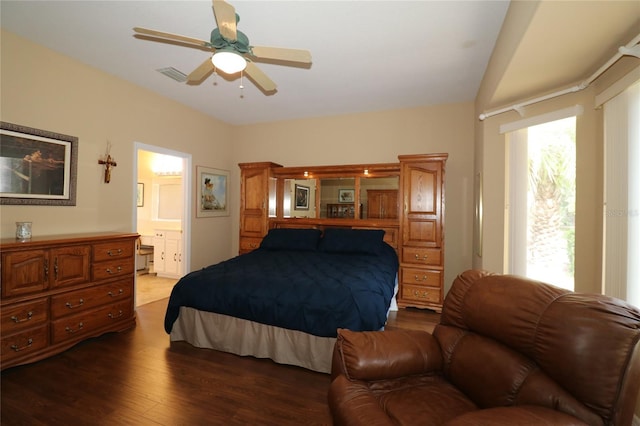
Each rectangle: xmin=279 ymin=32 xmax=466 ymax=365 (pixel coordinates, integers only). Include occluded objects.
xmin=602 ymin=79 xmax=640 ymax=307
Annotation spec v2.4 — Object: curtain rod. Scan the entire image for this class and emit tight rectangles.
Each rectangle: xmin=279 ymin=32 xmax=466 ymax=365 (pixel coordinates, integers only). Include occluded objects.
xmin=479 ymin=33 xmax=640 ymax=121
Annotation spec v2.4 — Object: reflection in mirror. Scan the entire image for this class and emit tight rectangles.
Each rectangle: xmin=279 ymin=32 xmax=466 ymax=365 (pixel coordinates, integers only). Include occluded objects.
xmin=360 ymin=176 xmax=399 ymax=219
xmin=321 ymin=178 xmax=357 ymax=218
xmin=268 ymin=177 xmax=277 ymax=217
xmin=283 ymin=178 xmax=317 ymax=218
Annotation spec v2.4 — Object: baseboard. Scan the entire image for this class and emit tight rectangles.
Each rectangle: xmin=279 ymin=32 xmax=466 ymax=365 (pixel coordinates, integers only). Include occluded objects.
xmin=633 ymin=414 xmax=640 ymax=426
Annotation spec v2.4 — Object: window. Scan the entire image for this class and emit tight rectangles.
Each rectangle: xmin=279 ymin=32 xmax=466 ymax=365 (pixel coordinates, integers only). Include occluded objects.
xmin=505 ymin=111 xmax=578 ymax=290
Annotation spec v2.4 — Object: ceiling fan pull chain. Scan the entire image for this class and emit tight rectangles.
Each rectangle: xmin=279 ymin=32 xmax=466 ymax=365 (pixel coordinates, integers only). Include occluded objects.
xmin=239 ymin=71 xmax=245 ymax=99
xmin=212 ymin=67 xmax=218 ymax=86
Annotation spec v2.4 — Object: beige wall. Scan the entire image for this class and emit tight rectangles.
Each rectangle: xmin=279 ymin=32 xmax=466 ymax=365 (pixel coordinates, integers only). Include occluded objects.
xmin=1 ymin=30 xmax=476 ymax=290
xmin=232 ymin=102 xmax=476 ymax=291
xmin=0 ymin=30 xmax=234 ymax=271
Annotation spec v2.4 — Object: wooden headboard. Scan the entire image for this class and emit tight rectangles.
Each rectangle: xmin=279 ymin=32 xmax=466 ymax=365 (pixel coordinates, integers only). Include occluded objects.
xmin=269 ymin=218 xmax=399 ymax=252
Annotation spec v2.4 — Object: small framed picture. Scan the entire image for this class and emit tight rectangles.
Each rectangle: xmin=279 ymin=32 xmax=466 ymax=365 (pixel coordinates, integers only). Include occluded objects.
xmin=137 ymin=183 xmax=144 ymax=207
xmin=294 ymin=184 xmax=309 ymax=210
xmin=339 ymin=189 xmax=355 ymax=203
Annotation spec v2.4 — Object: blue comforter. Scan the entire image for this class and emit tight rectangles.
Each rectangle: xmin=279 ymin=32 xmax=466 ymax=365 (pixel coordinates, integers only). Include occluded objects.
xmin=164 ymin=243 xmax=398 ymax=338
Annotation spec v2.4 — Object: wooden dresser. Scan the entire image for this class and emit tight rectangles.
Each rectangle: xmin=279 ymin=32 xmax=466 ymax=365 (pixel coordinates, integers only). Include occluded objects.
xmin=1 ymin=232 xmax=138 ymax=370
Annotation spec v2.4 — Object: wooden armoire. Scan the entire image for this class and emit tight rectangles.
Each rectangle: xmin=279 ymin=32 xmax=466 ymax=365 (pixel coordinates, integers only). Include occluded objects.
xmin=238 ymin=154 xmax=447 ymax=311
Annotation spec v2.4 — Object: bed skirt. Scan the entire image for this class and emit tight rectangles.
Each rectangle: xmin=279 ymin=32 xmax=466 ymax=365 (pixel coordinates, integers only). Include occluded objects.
xmin=170 ymin=307 xmax=336 ymax=374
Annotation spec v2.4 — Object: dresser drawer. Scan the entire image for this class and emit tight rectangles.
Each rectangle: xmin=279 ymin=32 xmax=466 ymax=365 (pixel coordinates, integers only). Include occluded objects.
xmin=93 ymin=240 xmax=135 ymax=263
xmin=50 ymin=279 xmax=133 ymax=319
xmin=51 ymin=300 xmax=133 ymax=344
xmin=1 ymin=324 xmax=49 ymax=363
xmin=240 ymin=237 xmax=262 ymax=253
xmin=401 ymin=247 xmax=442 ymax=266
xmin=400 ymin=283 xmax=442 ymax=304
xmin=92 ymin=259 xmax=135 ymax=281
xmin=1 ymin=298 xmax=48 ymax=334
xmin=400 ymin=267 xmax=442 ymax=287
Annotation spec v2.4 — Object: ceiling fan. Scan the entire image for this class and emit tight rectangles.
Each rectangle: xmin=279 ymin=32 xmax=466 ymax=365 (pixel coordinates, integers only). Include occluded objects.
xmin=133 ymin=0 xmax=312 ymax=94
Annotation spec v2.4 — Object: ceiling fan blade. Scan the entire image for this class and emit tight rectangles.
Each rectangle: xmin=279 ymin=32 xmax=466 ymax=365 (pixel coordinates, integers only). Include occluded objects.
xmin=187 ymin=58 xmax=215 ymax=83
xmin=251 ymin=46 xmax=312 ymax=64
xmin=244 ymin=62 xmax=276 ymax=93
xmin=133 ymin=27 xmax=210 ymax=48
xmin=212 ymin=0 xmax=237 ymax=41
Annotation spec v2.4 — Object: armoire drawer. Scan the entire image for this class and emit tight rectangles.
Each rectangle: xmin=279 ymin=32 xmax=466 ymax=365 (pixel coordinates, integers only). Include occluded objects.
xmin=240 ymin=237 xmax=263 ymax=253
xmin=400 ymin=283 xmax=442 ymax=304
xmin=401 ymin=247 xmax=442 ymax=266
xmin=399 ymin=267 xmax=442 ymax=287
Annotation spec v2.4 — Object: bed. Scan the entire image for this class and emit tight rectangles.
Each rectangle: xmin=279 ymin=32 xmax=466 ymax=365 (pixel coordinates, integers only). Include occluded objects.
xmin=164 ymin=227 xmax=399 ymax=373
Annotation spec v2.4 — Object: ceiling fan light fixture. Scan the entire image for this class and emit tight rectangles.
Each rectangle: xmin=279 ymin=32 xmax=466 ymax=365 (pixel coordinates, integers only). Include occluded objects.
xmin=211 ymin=50 xmax=247 ymax=74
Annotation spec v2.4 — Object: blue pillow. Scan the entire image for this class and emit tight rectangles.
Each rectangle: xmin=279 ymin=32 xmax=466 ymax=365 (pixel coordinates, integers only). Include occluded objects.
xmin=319 ymin=228 xmax=385 ymax=255
xmin=260 ymin=228 xmax=322 ymax=251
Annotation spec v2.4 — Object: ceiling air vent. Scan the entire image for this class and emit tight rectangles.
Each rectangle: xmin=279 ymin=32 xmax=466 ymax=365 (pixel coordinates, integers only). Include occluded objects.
xmin=156 ymin=67 xmax=187 ymax=82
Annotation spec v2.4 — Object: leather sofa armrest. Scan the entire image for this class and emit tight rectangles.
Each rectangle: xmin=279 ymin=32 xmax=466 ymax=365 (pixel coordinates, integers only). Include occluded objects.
xmin=332 ymin=328 xmax=443 ymax=381
xmin=328 ymin=375 xmax=396 ymax=426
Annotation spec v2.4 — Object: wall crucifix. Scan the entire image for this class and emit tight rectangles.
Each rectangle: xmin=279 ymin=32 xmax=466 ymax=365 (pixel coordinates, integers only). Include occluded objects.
xmin=98 ymin=141 xmax=117 ymax=183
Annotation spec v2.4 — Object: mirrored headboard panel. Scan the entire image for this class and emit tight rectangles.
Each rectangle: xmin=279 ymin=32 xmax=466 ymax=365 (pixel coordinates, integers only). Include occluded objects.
xmin=272 ymin=162 xmax=400 ymax=222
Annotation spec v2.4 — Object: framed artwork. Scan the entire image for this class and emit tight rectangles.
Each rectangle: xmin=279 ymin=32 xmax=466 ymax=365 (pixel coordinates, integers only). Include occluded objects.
xmin=338 ymin=189 xmax=355 ymax=203
xmin=294 ymin=184 xmax=309 ymax=210
xmin=0 ymin=121 xmax=78 ymax=206
xmin=196 ymin=166 xmax=229 ymax=217
xmin=137 ymin=183 xmax=144 ymax=207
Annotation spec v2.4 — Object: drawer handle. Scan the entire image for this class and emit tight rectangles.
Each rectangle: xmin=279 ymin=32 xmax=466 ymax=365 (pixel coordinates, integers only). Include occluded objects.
xmin=65 ymin=322 xmax=84 ymax=334
xmin=250 ymin=243 xmax=258 ymax=248
xmin=11 ymin=311 xmax=33 ymax=323
xmin=107 ymin=248 xmax=123 ymax=256
xmin=413 ymin=290 xmax=430 ymax=299
xmin=414 ymin=254 xmax=429 ymax=261
xmin=413 ymin=275 xmax=429 ymax=282
xmin=65 ymin=299 xmax=84 ymax=309
xmin=11 ymin=338 xmax=33 ymax=352
xmin=105 ymin=266 xmax=123 ymax=274
xmin=108 ymin=310 xmax=124 ymax=319
xmin=108 ymin=289 xmax=124 ymax=297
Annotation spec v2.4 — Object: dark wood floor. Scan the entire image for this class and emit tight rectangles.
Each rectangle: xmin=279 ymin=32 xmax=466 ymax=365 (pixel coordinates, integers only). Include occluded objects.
xmin=1 ymin=300 xmax=440 ymax=425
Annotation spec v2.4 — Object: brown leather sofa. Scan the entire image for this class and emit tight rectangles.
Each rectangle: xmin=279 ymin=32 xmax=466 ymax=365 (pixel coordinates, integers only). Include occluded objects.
xmin=329 ymin=270 xmax=640 ymax=425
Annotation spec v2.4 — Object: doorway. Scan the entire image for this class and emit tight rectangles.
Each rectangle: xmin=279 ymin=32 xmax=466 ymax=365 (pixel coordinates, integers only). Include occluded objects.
xmin=133 ymin=143 xmax=192 ymax=306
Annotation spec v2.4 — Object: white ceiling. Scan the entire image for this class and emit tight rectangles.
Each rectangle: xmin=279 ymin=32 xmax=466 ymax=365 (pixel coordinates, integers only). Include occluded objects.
xmin=0 ymin=0 xmax=510 ymax=125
